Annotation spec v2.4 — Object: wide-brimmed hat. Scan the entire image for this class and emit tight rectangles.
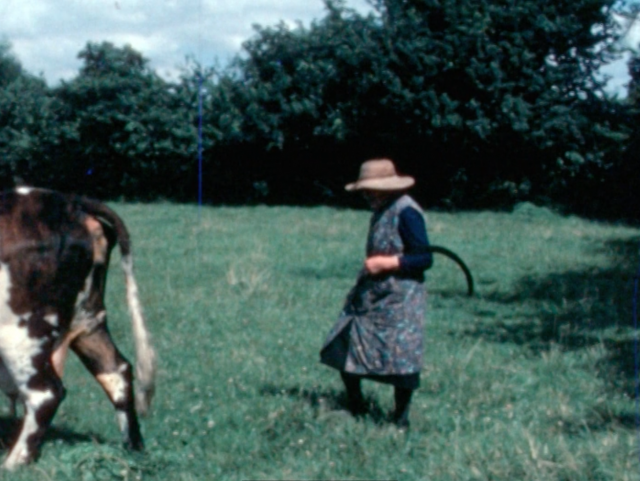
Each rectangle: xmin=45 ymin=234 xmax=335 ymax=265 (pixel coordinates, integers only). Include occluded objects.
xmin=345 ymin=159 xmax=415 ymax=191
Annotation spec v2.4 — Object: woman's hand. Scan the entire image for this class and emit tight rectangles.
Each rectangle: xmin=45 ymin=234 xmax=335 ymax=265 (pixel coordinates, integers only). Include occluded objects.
xmin=365 ymin=255 xmax=400 ymax=275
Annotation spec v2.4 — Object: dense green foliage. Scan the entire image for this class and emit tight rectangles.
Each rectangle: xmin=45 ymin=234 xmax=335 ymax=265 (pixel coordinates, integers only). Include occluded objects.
xmin=0 ymin=42 xmax=70 ymax=188
xmin=2 ymin=202 xmax=638 ymax=480
xmin=230 ymin=0 xmax=626 ymax=207
xmin=53 ymin=43 xmax=200 ymax=199
xmin=0 ymin=0 xmax=639 ymax=215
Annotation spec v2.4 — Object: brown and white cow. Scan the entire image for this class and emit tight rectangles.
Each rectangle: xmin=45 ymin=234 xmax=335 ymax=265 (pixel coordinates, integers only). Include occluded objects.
xmin=0 ymin=187 xmax=156 ymax=469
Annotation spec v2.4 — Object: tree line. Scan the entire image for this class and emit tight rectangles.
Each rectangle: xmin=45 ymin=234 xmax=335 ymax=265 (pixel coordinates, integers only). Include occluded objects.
xmin=1 ymin=0 xmax=640 ymax=218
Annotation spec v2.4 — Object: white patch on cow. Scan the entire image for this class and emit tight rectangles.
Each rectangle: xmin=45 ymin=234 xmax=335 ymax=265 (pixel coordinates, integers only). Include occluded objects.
xmin=44 ymin=314 xmax=58 ymax=327
xmin=96 ymin=364 xmax=128 ymax=404
xmin=15 ymin=187 xmax=33 ymax=196
xmin=0 ymin=264 xmax=18 ymax=324
xmin=0 ymin=263 xmax=58 ymax=469
xmin=0 ymin=265 xmax=43 ymax=388
xmin=0 ymin=322 xmax=43 ymax=385
xmin=25 ymin=389 xmax=54 ymax=409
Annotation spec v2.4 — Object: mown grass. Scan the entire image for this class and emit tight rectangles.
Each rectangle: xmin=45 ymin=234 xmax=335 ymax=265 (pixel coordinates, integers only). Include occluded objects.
xmin=1 ymin=201 xmax=639 ymax=480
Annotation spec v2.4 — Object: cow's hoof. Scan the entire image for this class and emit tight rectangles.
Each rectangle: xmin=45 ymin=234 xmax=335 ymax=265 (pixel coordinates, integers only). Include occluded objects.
xmin=124 ymin=437 xmax=145 ymax=452
xmin=2 ymin=450 xmax=31 ymax=470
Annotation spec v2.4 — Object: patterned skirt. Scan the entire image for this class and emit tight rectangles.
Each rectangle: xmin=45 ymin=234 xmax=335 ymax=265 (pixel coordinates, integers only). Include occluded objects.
xmin=321 ymin=319 xmax=420 ymax=389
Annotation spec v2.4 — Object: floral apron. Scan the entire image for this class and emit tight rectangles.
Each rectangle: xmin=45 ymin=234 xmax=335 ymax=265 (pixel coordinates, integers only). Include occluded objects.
xmin=320 ymin=195 xmax=425 ymax=376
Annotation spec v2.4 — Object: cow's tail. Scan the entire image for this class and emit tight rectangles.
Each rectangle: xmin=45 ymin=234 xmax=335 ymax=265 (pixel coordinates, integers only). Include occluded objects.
xmin=121 ymin=253 xmax=156 ymax=416
xmin=76 ymin=197 xmax=157 ymax=416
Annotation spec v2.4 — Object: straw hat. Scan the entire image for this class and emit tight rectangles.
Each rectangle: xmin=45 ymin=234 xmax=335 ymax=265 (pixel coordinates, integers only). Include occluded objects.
xmin=345 ymin=159 xmax=415 ymax=191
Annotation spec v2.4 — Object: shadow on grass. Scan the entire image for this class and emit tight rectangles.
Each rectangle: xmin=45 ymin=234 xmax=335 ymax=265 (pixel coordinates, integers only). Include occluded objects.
xmin=258 ymin=384 xmax=388 ymax=425
xmin=0 ymin=416 xmax=103 ymax=453
xmin=462 ymin=236 xmax=640 ymax=393
xmin=549 ymin=406 xmax=638 ymax=433
xmin=430 ymin=289 xmax=477 ymax=300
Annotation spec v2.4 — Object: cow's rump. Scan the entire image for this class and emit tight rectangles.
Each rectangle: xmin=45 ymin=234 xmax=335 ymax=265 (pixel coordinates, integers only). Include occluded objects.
xmin=0 ymin=187 xmax=156 ymax=469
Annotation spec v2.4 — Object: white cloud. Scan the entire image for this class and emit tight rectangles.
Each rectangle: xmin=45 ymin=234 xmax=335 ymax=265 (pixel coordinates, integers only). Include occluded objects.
xmin=0 ymin=0 xmax=372 ymax=84
xmin=600 ymin=13 xmax=640 ymax=95
xmin=3 ymin=0 xmax=637 ymax=95
xmin=615 ymin=12 xmax=640 ymax=50
xmin=600 ymin=55 xmax=631 ymax=95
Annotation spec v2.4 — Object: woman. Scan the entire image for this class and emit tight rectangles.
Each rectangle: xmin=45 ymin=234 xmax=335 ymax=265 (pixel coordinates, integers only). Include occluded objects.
xmin=320 ymin=158 xmax=433 ymax=428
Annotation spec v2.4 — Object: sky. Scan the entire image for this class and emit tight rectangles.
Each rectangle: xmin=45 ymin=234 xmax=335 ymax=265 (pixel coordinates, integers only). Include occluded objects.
xmin=600 ymin=13 xmax=640 ymax=95
xmin=0 ymin=0 xmax=638 ymax=95
xmin=0 ymin=0 xmax=372 ymax=85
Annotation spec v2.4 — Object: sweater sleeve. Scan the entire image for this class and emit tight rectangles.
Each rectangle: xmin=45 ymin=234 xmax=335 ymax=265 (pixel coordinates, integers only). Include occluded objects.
xmin=398 ymin=207 xmax=433 ymax=275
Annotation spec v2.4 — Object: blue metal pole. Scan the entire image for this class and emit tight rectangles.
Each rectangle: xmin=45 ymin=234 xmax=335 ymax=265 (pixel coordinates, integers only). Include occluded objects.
xmin=197 ymin=72 xmax=203 ymax=208
xmin=634 ymin=258 xmax=640 ymax=466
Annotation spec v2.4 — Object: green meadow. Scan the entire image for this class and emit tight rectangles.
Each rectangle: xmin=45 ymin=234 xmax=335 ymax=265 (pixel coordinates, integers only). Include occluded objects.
xmin=3 ymin=202 xmax=640 ymax=481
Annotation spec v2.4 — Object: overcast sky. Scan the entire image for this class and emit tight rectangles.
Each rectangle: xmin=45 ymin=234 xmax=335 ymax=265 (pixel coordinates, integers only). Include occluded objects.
xmin=0 ymin=0 xmax=638 ymax=95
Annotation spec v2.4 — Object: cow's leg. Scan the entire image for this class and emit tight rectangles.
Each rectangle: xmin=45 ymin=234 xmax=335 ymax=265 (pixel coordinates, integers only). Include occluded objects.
xmin=0 ymin=357 xmax=20 ymax=417
xmin=0 ymin=337 xmax=64 ymax=470
xmin=4 ymin=369 xmax=64 ymax=469
xmin=71 ymin=324 xmax=143 ymax=451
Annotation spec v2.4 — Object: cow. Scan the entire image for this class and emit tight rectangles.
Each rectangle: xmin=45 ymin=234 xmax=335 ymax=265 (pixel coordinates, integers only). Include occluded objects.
xmin=0 ymin=187 xmax=156 ymax=469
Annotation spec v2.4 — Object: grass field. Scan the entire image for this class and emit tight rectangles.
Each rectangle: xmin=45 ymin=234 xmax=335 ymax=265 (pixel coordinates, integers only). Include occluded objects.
xmin=2 ymin=201 xmax=640 ymax=480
